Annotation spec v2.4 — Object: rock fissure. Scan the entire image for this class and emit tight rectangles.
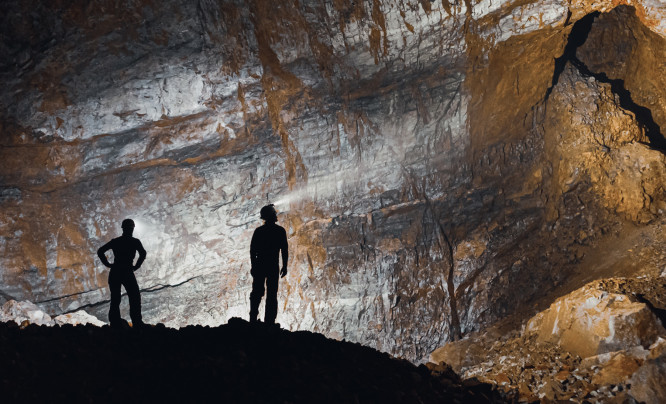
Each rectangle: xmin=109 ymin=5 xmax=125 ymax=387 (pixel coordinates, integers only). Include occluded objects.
xmin=142 ymin=275 xmax=203 ymax=293
xmin=35 ymin=288 xmax=104 ymax=305
xmin=568 ymin=56 xmax=666 ymax=152
xmin=423 ymin=192 xmax=462 ymax=341
xmin=58 ymin=276 xmax=203 ymax=315
xmin=547 ymin=8 xmax=666 ymax=152
xmin=0 ymin=289 xmax=17 ymax=302
xmin=546 ymin=11 xmax=599 ymax=100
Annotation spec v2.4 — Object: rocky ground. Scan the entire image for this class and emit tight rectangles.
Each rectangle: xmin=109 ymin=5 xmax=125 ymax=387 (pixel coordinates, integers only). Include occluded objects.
xmin=430 ymin=275 xmax=666 ymax=403
xmin=0 ymin=319 xmax=511 ymax=404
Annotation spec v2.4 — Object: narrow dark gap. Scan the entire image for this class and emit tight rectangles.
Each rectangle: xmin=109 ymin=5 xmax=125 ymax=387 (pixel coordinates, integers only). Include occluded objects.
xmin=570 ymin=57 xmax=666 ymax=152
xmin=545 ymin=11 xmax=599 ymax=100
xmin=634 ymin=293 xmax=666 ymax=328
xmin=545 ymin=10 xmax=666 ymax=153
xmin=59 ymin=276 xmax=202 ymax=315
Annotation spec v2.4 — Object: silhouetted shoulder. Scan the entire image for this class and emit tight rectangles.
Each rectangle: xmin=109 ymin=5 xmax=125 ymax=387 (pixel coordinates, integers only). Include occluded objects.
xmin=133 ymin=237 xmax=146 ymax=253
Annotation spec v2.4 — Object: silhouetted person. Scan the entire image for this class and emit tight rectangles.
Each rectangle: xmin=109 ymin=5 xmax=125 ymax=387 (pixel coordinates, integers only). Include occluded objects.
xmin=249 ymin=204 xmax=288 ymax=325
xmin=97 ymin=219 xmax=146 ymax=328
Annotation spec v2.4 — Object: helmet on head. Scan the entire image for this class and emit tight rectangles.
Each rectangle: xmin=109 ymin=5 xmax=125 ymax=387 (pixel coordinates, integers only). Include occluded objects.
xmin=121 ymin=219 xmax=135 ymax=230
xmin=260 ymin=204 xmax=277 ymax=222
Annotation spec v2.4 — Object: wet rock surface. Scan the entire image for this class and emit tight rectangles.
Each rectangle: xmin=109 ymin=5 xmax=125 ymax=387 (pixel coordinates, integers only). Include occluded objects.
xmin=0 ymin=318 xmax=510 ymax=403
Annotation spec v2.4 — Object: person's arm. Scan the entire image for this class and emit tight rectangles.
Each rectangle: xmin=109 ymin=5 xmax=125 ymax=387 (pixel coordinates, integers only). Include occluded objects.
xmin=97 ymin=240 xmax=114 ymax=268
xmin=250 ymin=230 xmax=259 ymax=268
xmin=250 ymin=230 xmax=259 ymax=276
xmin=134 ymin=239 xmax=147 ymax=271
xmin=280 ymin=228 xmax=288 ymax=278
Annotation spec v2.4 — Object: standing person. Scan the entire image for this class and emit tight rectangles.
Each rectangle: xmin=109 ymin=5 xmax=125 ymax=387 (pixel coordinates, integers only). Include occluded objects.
xmin=249 ymin=204 xmax=288 ymax=325
xmin=97 ymin=219 xmax=147 ymax=328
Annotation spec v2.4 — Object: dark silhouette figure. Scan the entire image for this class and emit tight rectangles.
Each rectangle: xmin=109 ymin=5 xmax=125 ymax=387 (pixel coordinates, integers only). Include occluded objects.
xmin=97 ymin=219 xmax=147 ymax=328
xmin=249 ymin=204 xmax=288 ymax=325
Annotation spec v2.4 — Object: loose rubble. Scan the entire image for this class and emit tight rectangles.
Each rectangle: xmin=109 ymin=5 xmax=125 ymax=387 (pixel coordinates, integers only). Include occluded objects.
xmin=0 ymin=299 xmax=105 ymax=327
xmin=53 ymin=310 xmax=106 ymax=327
xmin=430 ymin=276 xmax=666 ymax=403
xmin=0 ymin=300 xmax=54 ymax=326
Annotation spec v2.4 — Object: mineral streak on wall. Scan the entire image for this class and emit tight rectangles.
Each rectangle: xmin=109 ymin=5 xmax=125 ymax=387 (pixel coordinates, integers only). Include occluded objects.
xmin=2 ymin=0 xmax=666 ymax=362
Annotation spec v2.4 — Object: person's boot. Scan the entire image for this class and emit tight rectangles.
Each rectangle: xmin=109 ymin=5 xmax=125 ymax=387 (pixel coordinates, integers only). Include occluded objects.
xmin=111 ymin=319 xmax=130 ymax=329
xmin=249 ymin=301 xmax=260 ymax=324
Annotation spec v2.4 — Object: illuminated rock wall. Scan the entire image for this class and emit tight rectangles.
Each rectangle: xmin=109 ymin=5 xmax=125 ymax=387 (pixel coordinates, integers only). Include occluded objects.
xmin=1 ymin=1 xmax=666 ymax=361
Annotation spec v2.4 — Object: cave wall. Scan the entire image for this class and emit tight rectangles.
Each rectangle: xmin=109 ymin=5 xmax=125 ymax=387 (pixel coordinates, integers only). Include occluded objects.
xmin=1 ymin=0 xmax=666 ymax=361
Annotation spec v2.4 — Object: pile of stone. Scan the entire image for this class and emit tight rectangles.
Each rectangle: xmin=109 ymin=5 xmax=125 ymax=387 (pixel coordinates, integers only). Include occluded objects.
xmin=430 ymin=276 xmax=666 ymax=403
xmin=0 ymin=300 xmax=105 ymax=327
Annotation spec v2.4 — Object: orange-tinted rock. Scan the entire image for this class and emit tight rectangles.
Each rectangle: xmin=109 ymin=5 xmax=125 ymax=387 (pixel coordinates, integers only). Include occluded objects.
xmin=2 ymin=0 xmax=666 ymax=366
xmin=629 ymin=349 xmax=666 ymax=404
xmin=588 ymin=351 xmax=644 ymax=385
xmin=525 ymin=281 xmax=665 ymax=358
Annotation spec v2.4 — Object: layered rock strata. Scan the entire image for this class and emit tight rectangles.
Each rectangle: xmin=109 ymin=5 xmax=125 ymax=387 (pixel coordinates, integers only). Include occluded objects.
xmin=1 ymin=1 xmax=666 ymax=362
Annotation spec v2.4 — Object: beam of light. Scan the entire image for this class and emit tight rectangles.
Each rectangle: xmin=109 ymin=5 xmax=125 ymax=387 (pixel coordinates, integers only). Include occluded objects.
xmin=271 ymin=170 xmax=357 ymax=210
xmin=132 ymin=218 xmax=147 ymax=237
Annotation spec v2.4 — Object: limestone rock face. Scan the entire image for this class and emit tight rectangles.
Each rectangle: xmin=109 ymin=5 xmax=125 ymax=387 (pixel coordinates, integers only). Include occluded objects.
xmin=525 ymin=281 xmax=666 ymax=358
xmin=0 ymin=300 xmax=54 ymax=326
xmin=2 ymin=1 xmax=666 ymax=362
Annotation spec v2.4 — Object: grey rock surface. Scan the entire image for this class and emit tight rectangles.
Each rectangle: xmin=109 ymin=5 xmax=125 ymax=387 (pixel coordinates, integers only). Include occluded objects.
xmin=1 ymin=1 xmax=666 ymax=362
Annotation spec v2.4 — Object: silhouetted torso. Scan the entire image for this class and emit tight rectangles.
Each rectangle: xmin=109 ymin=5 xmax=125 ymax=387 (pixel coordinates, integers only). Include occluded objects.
xmin=250 ymin=223 xmax=288 ymax=270
xmin=99 ymin=235 xmax=146 ymax=270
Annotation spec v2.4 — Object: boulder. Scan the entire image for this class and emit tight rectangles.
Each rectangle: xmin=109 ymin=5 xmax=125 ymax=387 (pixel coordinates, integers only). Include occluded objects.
xmin=0 ymin=300 xmax=54 ymax=326
xmin=54 ymin=310 xmax=106 ymax=327
xmin=628 ymin=348 xmax=666 ymax=404
xmin=429 ymin=337 xmax=485 ymax=373
xmin=525 ymin=281 xmax=665 ymax=358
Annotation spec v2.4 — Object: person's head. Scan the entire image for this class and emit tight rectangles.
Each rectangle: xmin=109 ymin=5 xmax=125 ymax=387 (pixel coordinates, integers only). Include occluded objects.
xmin=260 ymin=204 xmax=278 ymax=223
xmin=121 ymin=219 xmax=135 ymax=235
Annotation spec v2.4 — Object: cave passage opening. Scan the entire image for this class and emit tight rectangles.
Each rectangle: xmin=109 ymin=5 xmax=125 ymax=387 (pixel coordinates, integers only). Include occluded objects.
xmin=546 ymin=8 xmax=666 ymax=153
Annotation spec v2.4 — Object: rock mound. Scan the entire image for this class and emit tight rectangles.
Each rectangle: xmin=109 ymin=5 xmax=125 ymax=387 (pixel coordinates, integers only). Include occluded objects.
xmin=53 ymin=310 xmax=106 ymax=327
xmin=430 ymin=276 xmax=666 ymax=403
xmin=0 ymin=299 xmax=105 ymax=327
xmin=0 ymin=318 xmax=509 ymax=403
xmin=0 ymin=300 xmax=54 ymax=326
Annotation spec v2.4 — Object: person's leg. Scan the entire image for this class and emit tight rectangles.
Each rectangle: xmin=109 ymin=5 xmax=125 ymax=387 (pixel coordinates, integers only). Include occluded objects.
xmin=108 ymin=271 xmax=122 ymax=326
xmin=249 ymin=272 xmax=266 ymax=322
xmin=123 ymin=272 xmax=143 ymax=327
xmin=265 ymin=268 xmax=279 ymax=324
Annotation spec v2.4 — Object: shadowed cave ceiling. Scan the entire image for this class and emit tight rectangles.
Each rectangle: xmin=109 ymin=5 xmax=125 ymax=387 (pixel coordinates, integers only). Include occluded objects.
xmin=2 ymin=0 xmax=666 ymax=362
